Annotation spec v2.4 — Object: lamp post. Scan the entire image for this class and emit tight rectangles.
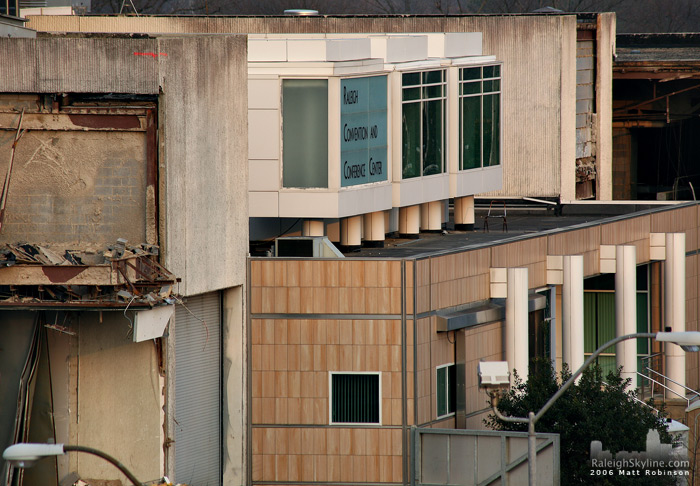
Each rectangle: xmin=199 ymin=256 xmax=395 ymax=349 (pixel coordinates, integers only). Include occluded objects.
xmin=3 ymin=443 xmax=144 ymax=486
xmin=483 ymin=331 xmax=700 ymax=486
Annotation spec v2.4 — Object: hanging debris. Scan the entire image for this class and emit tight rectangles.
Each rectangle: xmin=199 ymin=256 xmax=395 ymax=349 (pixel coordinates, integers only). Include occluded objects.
xmin=0 ymin=239 xmax=179 ymax=308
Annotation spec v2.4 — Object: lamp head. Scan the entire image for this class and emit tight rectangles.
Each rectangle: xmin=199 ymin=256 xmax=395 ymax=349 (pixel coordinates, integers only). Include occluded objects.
xmin=478 ymin=361 xmax=511 ymax=390
xmin=655 ymin=331 xmax=700 ymax=352
xmin=3 ymin=443 xmax=65 ymax=468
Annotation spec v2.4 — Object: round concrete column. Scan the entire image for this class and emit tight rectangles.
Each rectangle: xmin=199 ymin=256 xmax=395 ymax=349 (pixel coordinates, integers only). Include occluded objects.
xmin=506 ymin=267 xmax=529 ymax=380
xmin=615 ymin=245 xmax=637 ymax=390
xmin=665 ymin=233 xmax=686 ymax=397
xmin=562 ymin=255 xmax=584 ymax=373
xmin=420 ymin=201 xmax=443 ymax=232
xmin=340 ymin=215 xmax=362 ymax=250
xmin=302 ymin=220 xmax=324 ymax=237
xmin=454 ymin=196 xmax=475 ymax=231
xmin=363 ymin=211 xmax=386 ymax=248
xmin=399 ymin=205 xmax=420 ymax=238
xmin=326 ymin=220 xmax=340 ymax=244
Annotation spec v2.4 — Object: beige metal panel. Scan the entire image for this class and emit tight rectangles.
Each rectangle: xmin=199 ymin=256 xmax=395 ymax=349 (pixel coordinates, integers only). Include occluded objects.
xmin=547 ymin=226 xmax=601 ymax=255
xmin=651 ymin=206 xmax=699 ymax=252
xmin=0 ymin=39 xmax=37 ymax=91
xmin=600 ymin=214 xmax=650 ymax=246
xmin=490 ymin=237 xmax=547 ymax=269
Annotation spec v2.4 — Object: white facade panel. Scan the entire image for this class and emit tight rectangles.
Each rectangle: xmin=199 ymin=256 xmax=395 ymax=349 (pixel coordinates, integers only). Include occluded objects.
xmin=445 ymin=33 xmax=483 ymax=58
xmin=249 ymin=159 xmax=280 ymax=191
xmin=337 ymin=184 xmax=392 ymax=218
xmin=385 ymin=35 xmax=428 ymax=63
xmin=248 ymin=39 xmax=287 ymax=62
xmin=248 ymin=78 xmax=280 ymax=110
xmin=249 ymin=191 xmax=279 ymax=218
xmin=248 ymin=109 xmax=279 ymax=159
xmin=278 ymin=191 xmax=340 ymax=218
xmin=398 ymin=174 xmax=450 ymax=207
xmin=326 ymin=38 xmax=372 ymax=61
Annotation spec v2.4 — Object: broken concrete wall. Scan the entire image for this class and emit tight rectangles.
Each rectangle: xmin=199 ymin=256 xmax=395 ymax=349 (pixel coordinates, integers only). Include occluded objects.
xmin=0 ymin=106 xmax=148 ymax=248
xmin=0 ymin=35 xmax=249 ymax=296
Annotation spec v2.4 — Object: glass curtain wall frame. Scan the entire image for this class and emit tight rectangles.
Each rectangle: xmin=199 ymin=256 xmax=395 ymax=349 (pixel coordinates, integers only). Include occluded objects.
xmin=459 ymin=64 xmax=502 ymax=170
xmin=401 ymin=70 xmax=447 ymax=179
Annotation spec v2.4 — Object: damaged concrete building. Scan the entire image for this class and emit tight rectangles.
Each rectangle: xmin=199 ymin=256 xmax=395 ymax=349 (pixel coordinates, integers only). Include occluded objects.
xmin=614 ymin=33 xmax=700 ymax=201
xmin=0 ymin=34 xmax=248 ymax=485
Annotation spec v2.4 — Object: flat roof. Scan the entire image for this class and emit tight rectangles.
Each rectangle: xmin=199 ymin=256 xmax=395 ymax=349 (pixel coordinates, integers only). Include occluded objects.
xmin=345 ymin=201 xmax=687 ymax=259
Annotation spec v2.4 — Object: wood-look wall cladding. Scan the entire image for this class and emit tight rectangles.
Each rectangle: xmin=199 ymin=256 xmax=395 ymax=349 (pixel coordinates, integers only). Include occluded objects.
xmin=248 ymin=204 xmax=700 ymax=486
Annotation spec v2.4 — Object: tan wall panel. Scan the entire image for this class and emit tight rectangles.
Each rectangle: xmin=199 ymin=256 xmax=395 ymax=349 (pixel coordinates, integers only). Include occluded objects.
xmin=490 ymin=238 xmax=547 ymax=269
xmin=252 ymin=426 xmax=402 ymax=483
xmin=547 ymin=226 xmax=601 ymax=256
xmin=600 ymin=214 xmax=650 ymax=246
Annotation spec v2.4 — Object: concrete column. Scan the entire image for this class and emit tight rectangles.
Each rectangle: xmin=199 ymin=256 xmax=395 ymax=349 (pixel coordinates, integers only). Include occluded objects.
xmin=327 ymin=220 xmax=340 ymax=244
xmin=399 ymin=205 xmax=420 ymax=238
xmin=222 ymin=286 xmax=245 ymax=485
xmin=506 ymin=267 xmax=529 ymax=380
xmin=615 ymin=245 xmax=637 ymax=389
xmin=562 ymin=255 xmax=584 ymax=372
xmin=302 ymin=220 xmax=324 ymax=237
xmin=454 ymin=196 xmax=475 ymax=231
xmin=665 ymin=233 xmax=686 ymax=397
xmin=363 ymin=211 xmax=386 ymax=248
xmin=420 ymin=200 xmax=443 ymax=232
xmin=340 ymin=215 xmax=362 ymax=249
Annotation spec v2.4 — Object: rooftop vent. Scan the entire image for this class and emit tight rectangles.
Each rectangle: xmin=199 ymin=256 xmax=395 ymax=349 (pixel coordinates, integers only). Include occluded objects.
xmin=284 ymin=9 xmax=318 ymax=15
xmin=274 ymin=236 xmax=344 ymax=258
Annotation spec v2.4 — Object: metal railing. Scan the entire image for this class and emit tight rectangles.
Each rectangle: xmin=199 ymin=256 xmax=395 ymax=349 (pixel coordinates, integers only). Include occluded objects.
xmin=637 ymin=354 xmax=700 ymax=407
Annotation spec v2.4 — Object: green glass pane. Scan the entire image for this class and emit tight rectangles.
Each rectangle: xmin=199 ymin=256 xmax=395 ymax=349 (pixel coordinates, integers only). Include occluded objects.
xmin=484 ymin=65 xmax=498 ymax=78
xmin=461 ymin=82 xmax=481 ymax=95
xmin=402 ymin=103 xmax=421 ymax=179
xmin=437 ymin=367 xmax=446 ymax=417
xmin=422 ymin=99 xmax=443 ymax=175
xmin=423 ymin=70 xmax=443 ymax=84
xmin=483 ymin=94 xmax=500 ymax=167
xmin=597 ymin=355 xmax=617 ymax=378
xmin=423 ymin=84 xmax=443 ymax=99
xmin=461 ymin=96 xmax=481 ymax=170
xmin=483 ymin=79 xmax=500 ymax=93
xmin=597 ymin=293 xmax=616 ymax=354
xmin=402 ymin=72 xmax=420 ymax=86
xmin=403 ymin=87 xmax=420 ymax=101
xmin=461 ymin=67 xmax=481 ymax=81
xmin=637 ymin=265 xmax=648 ymax=290
xmin=282 ymin=79 xmax=328 ymax=188
xmin=583 ymin=293 xmax=597 ymax=354
xmin=448 ymin=365 xmax=456 ymax=414
xmin=637 ymin=293 xmax=649 ymax=354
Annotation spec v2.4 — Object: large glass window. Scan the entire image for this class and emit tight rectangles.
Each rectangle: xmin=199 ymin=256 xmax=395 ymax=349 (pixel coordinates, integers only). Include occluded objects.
xmin=459 ymin=65 xmax=501 ymax=170
xmin=402 ymin=70 xmax=446 ymax=179
xmin=330 ymin=372 xmax=380 ymax=424
xmin=282 ymin=79 xmax=328 ymax=188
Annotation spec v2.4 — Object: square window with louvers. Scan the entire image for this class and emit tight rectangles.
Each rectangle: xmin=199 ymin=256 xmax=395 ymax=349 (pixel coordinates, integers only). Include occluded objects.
xmin=330 ymin=373 xmax=381 ymax=424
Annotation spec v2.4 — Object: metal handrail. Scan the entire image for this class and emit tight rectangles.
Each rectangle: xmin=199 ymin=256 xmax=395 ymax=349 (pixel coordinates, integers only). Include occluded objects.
xmin=640 ymin=352 xmax=663 ymax=363
xmin=645 ymin=367 xmax=700 ymax=400
xmin=636 ymin=371 xmax=690 ymax=407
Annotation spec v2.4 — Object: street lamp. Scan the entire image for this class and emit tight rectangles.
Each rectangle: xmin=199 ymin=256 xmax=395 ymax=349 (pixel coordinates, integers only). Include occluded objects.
xmin=3 ymin=443 xmax=145 ymax=486
xmin=479 ymin=331 xmax=700 ymax=486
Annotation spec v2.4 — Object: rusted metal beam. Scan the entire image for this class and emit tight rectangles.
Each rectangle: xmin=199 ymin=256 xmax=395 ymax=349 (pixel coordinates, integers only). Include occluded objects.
xmin=0 ymin=112 xmax=147 ymax=131
xmin=0 ymin=109 xmax=25 ymax=234
xmin=613 ymin=83 xmax=700 ymax=114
